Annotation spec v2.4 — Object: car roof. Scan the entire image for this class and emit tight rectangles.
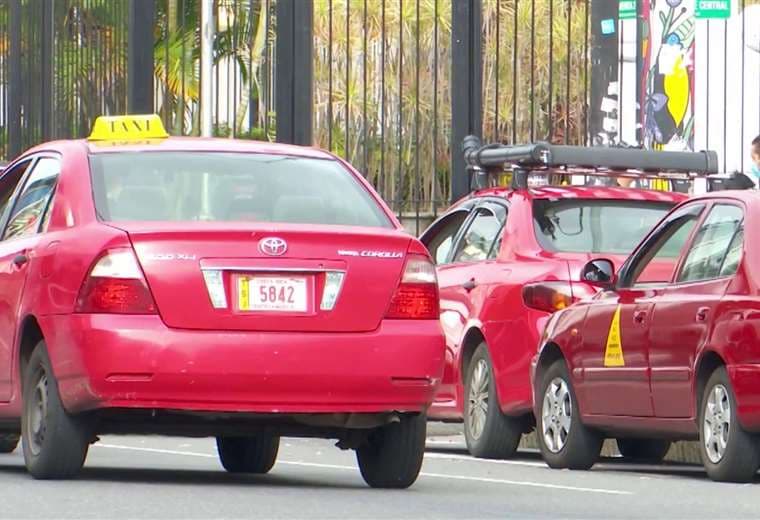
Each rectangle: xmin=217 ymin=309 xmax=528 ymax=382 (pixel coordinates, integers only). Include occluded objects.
xmin=470 ymin=185 xmax=686 ymax=203
xmin=24 ymin=137 xmax=336 ymax=161
xmin=686 ymin=189 xmax=760 ymax=205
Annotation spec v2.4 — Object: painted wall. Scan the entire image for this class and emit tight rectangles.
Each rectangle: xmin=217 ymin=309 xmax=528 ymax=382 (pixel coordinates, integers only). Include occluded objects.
xmin=640 ymin=0 xmax=696 ymax=152
xmin=600 ymin=1 xmax=760 ymax=175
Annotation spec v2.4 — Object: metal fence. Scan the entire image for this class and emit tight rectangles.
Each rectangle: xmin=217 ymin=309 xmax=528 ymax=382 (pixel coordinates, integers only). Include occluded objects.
xmin=0 ymin=0 xmax=129 ymax=157
xmin=1 ymin=1 xmax=759 ymax=233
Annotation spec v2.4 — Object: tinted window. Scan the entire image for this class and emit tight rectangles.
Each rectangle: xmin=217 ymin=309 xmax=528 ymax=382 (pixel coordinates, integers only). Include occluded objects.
xmin=423 ymin=211 xmax=469 ymax=265
xmin=533 ymin=200 xmax=672 ymax=254
xmin=89 ymin=152 xmax=391 ymax=228
xmin=4 ymin=158 xmax=59 ymax=240
xmin=453 ymin=207 xmax=505 ymax=263
xmin=626 ymin=205 xmax=704 ymax=286
xmin=677 ymin=205 xmax=743 ymax=283
xmin=0 ymin=160 xmax=32 ymax=228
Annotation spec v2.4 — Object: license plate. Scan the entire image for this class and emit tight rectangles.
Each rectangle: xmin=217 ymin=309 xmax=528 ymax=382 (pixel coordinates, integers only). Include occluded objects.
xmin=238 ymin=276 xmax=309 ymax=312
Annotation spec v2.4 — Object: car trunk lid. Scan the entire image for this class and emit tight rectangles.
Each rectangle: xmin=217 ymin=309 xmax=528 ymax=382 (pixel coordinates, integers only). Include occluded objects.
xmin=110 ymin=222 xmax=411 ymax=332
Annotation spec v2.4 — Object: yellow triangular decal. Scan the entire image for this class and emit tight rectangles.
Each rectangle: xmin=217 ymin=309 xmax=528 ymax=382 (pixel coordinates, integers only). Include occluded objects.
xmin=604 ymin=305 xmax=625 ymax=367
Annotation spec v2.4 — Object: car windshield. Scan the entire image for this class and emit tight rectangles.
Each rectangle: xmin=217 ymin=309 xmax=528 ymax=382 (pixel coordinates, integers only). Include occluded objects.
xmin=533 ymin=199 xmax=673 ymax=254
xmin=89 ymin=152 xmax=391 ymax=228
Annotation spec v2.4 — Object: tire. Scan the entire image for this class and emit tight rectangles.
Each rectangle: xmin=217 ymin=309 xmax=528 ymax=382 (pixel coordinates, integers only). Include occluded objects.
xmin=21 ymin=342 xmax=91 ymax=479
xmin=463 ymin=343 xmax=522 ymax=459
xmin=616 ymin=438 xmax=671 ymax=463
xmin=699 ymin=366 xmax=760 ymax=482
xmin=536 ymin=358 xmax=602 ymax=470
xmin=216 ymin=435 xmax=280 ymax=474
xmin=356 ymin=413 xmax=426 ymax=489
xmin=0 ymin=434 xmax=19 ymax=454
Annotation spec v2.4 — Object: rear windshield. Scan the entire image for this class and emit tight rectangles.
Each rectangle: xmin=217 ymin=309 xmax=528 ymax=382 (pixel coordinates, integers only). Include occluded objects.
xmin=89 ymin=152 xmax=391 ymax=228
xmin=533 ymin=199 xmax=673 ymax=254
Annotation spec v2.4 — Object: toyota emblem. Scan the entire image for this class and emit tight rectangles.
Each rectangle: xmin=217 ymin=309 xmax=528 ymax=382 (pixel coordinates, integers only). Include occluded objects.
xmin=259 ymin=237 xmax=288 ymax=256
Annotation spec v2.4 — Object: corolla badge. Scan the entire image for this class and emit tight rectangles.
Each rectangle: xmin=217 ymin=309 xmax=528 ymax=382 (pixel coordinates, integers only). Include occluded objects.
xmin=259 ymin=237 xmax=288 ymax=256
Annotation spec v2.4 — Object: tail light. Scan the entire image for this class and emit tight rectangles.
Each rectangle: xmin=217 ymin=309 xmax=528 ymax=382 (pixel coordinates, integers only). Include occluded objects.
xmin=522 ymin=282 xmax=575 ymax=313
xmin=75 ymin=248 xmax=157 ymax=314
xmin=385 ymin=253 xmax=439 ymax=319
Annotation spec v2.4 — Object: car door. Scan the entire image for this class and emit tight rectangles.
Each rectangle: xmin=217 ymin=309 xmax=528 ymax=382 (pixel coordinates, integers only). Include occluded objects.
xmin=648 ymin=203 xmax=744 ymax=418
xmin=0 ymin=156 xmax=60 ymax=401
xmin=420 ymin=203 xmax=475 ymax=406
xmin=578 ymin=203 xmax=705 ymax=417
xmin=422 ymin=200 xmax=507 ymax=407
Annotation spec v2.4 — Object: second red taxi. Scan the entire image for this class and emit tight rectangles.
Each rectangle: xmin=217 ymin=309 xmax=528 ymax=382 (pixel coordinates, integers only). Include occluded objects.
xmin=423 ymin=137 xmax=716 ymax=459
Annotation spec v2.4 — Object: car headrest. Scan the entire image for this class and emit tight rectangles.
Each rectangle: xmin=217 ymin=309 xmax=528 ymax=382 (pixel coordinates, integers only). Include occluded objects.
xmin=273 ymin=195 xmax=329 ymax=224
xmin=114 ymin=186 xmax=168 ymax=221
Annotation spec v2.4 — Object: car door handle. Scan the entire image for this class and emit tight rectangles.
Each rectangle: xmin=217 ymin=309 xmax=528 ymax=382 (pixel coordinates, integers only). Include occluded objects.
xmin=696 ymin=307 xmax=710 ymax=322
xmin=633 ymin=310 xmax=647 ymax=324
xmin=12 ymin=254 xmax=28 ymax=268
xmin=463 ymin=279 xmax=477 ymax=292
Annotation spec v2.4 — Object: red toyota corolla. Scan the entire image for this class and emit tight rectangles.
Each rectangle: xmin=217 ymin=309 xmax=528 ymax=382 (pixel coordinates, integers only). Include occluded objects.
xmin=422 ymin=138 xmax=716 ymax=459
xmin=0 ymin=115 xmax=444 ymax=488
xmin=533 ymin=190 xmax=760 ymax=482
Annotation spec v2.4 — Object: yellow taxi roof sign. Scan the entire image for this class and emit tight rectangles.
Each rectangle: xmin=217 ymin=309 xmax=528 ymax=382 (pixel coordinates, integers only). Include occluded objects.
xmin=88 ymin=114 xmax=169 ymax=141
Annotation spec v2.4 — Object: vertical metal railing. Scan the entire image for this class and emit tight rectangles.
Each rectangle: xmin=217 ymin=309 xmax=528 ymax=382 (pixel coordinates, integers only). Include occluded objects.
xmin=313 ymin=0 xmax=451 ymax=234
xmin=482 ymin=0 xmax=591 ymax=150
xmin=0 ymin=0 xmax=8 ymax=160
xmin=3 ymin=1 xmax=757 ymax=225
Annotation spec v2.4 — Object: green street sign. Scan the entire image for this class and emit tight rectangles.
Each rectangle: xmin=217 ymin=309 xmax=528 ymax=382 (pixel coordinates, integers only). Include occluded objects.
xmin=696 ymin=0 xmax=732 ymax=19
xmin=619 ymin=0 xmax=637 ymax=20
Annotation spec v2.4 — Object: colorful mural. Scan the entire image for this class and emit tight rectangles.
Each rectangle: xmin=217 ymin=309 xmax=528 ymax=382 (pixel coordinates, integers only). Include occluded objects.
xmin=640 ymin=0 xmax=696 ymax=151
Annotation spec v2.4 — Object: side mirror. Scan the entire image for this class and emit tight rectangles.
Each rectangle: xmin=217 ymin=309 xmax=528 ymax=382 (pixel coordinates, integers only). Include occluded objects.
xmin=581 ymin=259 xmax=616 ymax=288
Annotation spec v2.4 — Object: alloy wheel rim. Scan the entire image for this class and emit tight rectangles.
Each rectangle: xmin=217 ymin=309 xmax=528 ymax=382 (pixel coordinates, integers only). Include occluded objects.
xmin=703 ymin=384 xmax=731 ymax=464
xmin=28 ymin=371 xmax=49 ymax=457
xmin=542 ymin=377 xmax=572 ymax=453
xmin=467 ymin=359 xmax=490 ymax=440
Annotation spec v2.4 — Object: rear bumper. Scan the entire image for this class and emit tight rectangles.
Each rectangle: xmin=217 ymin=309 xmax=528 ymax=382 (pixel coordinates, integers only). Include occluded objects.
xmin=40 ymin=315 xmax=444 ymax=415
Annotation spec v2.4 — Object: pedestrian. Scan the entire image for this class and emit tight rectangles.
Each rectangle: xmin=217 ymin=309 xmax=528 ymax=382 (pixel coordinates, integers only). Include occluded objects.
xmin=752 ymin=135 xmax=760 ymax=182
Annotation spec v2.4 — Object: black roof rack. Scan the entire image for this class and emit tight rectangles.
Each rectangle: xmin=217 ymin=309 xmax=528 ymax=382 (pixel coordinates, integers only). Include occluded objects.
xmin=462 ymin=136 xmax=720 ymax=190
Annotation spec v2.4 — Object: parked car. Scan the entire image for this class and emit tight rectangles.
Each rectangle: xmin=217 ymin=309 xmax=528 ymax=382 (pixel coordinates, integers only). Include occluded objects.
xmin=533 ymin=190 xmax=760 ymax=482
xmin=422 ymin=137 xmax=718 ymax=459
xmin=0 ymin=114 xmax=444 ymax=488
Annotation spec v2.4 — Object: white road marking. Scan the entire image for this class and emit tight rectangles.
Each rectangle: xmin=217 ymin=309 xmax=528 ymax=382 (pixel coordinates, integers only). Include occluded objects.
xmin=94 ymin=443 xmax=633 ymax=496
xmin=424 ymin=451 xmax=546 ymax=468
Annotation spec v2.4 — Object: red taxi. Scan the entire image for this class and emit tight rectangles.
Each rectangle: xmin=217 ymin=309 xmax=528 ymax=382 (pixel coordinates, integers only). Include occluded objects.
xmin=0 ymin=115 xmax=444 ymax=488
xmin=533 ymin=190 xmax=760 ymax=482
xmin=423 ymin=137 xmax=717 ymax=459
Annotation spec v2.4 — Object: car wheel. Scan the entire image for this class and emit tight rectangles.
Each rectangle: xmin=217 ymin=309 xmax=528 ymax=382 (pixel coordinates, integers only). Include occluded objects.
xmin=21 ymin=342 xmax=91 ymax=479
xmin=216 ymin=435 xmax=280 ymax=474
xmin=0 ymin=433 xmax=19 ymax=454
xmin=699 ymin=366 xmax=760 ymax=482
xmin=463 ymin=343 xmax=522 ymax=459
xmin=616 ymin=438 xmax=671 ymax=463
xmin=537 ymin=358 xmax=602 ymax=470
xmin=356 ymin=413 xmax=426 ymax=489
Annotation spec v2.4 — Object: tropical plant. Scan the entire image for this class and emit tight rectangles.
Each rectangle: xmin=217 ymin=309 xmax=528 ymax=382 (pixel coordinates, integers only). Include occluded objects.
xmin=153 ymin=0 xmax=272 ymax=136
xmin=313 ymin=0 xmax=590 ymax=213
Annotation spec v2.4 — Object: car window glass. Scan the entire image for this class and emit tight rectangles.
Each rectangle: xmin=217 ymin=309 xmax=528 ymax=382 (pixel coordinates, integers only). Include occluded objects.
xmin=453 ymin=208 xmax=504 ymax=263
xmin=627 ymin=205 xmax=704 ymax=286
xmin=89 ymin=152 xmax=391 ymax=228
xmin=487 ymin=224 xmax=506 ymax=260
xmin=719 ymin=227 xmax=743 ymax=278
xmin=423 ymin=211 xmax=469 ymax=265
xmin=677 ymin=205 xmax=743 ymax=283
xmin=533 ymin=199 xmax=673 ymax=254
xmin=4 ymin=158 xmax=60 ymax=241
xmin=0 ymin=160 xmax=32 ymax=229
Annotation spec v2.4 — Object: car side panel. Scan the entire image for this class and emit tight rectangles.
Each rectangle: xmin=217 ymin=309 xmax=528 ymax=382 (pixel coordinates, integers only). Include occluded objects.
xmin=701 ymin=274 xmax=760 ymax=431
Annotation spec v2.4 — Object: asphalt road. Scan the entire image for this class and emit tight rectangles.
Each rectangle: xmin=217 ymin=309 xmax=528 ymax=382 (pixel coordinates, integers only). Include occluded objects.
xmin=2 ymin=427 xmax=760 ymax=519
